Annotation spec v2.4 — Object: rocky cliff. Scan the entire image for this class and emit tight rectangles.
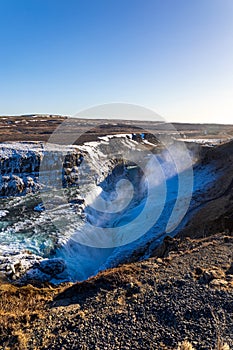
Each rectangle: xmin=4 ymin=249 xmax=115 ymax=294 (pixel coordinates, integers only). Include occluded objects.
xmin=0 ymin=142 xmax=83 ymax=197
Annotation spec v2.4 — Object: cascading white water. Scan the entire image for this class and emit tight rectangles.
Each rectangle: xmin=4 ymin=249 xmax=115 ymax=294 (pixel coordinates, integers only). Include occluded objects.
xmin=0 ymin=135 xmax=220 ymax=283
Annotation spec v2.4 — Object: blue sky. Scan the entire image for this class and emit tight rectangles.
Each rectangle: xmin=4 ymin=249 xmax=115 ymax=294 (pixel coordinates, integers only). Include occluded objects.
xmin=0 ymin=0 xmax=233 ymax=123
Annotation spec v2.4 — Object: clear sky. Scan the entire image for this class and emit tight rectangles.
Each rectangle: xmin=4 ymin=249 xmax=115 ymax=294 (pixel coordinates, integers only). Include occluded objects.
xmin=0 ymin=0 xmax=233 ymax=124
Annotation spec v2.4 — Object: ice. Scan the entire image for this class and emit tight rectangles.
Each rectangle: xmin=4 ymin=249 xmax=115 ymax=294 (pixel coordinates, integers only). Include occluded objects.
xmin=54 ymin=141 xmax=216 ymax=281
xmin=0 ymin=210 xmax=8 ymax=218
xmin=0 ymin=135 xmax=222 ymax=283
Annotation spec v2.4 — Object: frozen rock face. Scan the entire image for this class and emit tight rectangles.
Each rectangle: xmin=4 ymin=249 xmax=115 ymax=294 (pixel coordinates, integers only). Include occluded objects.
xmin=0 ymin=251 xmax=66 ymax=284
xmin=0 ymin=251 xmax=43 ymax=281
xmin=0 ymin=135 xmax=170 ymax=284
xmin=20 ymin=258 xmax=66 ymax=284
xmin=0 ymin=136 xmax=139 ymax=283
xmin=0 ymin=142 xmax=83 ymax=197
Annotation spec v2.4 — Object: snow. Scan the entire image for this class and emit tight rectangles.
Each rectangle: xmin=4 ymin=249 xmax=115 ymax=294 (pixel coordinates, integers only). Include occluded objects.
xmin=142 ymin=139 xmax=157 ymax=146
xmin=177 ymin=138 xmax=225 ymax=145
xmin=0 ymin=210 xmax=8 ymax=218
xmin=98 ymin=133 xmax=132 ymax=142
xmin=0 ymin=135 xmax=222 ymax=283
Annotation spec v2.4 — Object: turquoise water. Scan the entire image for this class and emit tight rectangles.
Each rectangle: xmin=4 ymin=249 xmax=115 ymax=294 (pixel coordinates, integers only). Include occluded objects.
xmin=0 ymin=188 xmax=83 ymax=257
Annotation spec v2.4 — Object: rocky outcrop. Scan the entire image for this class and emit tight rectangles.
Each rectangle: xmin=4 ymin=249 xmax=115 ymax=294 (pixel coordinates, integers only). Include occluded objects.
xmin=0 ymin=143 xmax=83 ymax=197
xmin=0 ymin=251 xmax=43 ymax=281
xmin=0 ymin=252 xmax=66 ymax=284
xmin=20 ymin=258 xmax=66 ymax=284
xmin=176 ymin=140 xmax=233 ymax=240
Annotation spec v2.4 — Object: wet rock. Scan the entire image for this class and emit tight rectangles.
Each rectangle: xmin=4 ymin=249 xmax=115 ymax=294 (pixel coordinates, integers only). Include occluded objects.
xmin=37 ymin=258 xmax=66 ymax=276
xmin=21 ymin=268 xmax=51 ymax=283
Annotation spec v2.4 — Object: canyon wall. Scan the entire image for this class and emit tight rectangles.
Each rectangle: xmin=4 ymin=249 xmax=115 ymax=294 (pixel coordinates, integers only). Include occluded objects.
xmin=0 ymin=143 xmax=83 ymax=197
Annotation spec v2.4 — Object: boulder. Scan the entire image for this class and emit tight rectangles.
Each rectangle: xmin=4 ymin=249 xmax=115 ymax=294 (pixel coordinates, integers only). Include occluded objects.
xmin=37 ymin=258 xmax=66 ymax=276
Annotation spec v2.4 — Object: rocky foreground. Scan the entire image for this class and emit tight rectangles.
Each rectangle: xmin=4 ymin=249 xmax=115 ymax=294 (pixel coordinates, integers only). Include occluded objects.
xmin=0 ymin=231 xmax=232 ymax=350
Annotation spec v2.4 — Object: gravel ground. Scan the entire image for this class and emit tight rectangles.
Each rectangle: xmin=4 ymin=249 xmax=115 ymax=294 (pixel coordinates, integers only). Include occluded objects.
xmin=1 ymin=232 xmax=232 ymax=350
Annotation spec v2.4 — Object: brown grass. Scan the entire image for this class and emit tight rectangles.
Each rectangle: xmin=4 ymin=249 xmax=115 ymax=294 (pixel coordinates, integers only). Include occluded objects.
xmin=177 ymin=341 xmax=195 ymax=350
xmin=176 ymin=340 xmax=230 ymax=350
xmin=0 ymin=282 xmax=60 ymax=349
xmin=0 ymin=283 xmax=57 ymax=316
xmin=216 ymin=340 xmax=230 ymax=350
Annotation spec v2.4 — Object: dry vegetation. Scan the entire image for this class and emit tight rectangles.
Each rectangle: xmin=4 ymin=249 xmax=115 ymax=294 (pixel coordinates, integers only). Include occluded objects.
xmin=0 ymin=283 xmax=59 ymax=349
xmin=177 ymin=341 xmax=195 ymax=350
xmin=176 ymin=340 xmax=230 ymax=350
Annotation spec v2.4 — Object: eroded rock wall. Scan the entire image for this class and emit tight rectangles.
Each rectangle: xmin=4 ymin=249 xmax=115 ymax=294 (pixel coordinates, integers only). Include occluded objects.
xmin=0 ymin=143 xmax=83 ymax=197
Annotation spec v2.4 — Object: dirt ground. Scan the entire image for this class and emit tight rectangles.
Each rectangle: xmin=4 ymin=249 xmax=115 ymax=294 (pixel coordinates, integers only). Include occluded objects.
xmin=1 ymin=115 xmax=233 ymax=144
